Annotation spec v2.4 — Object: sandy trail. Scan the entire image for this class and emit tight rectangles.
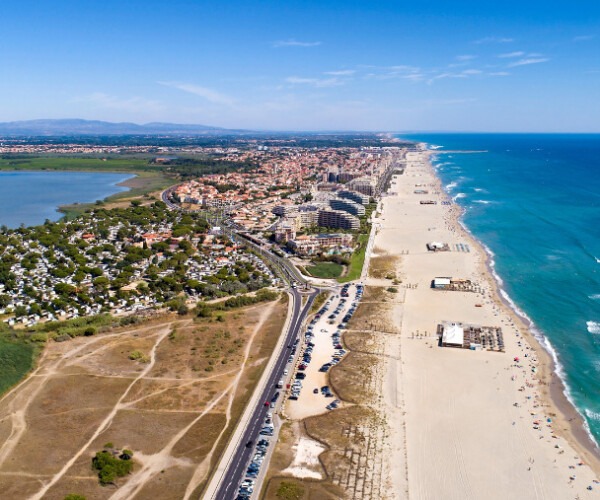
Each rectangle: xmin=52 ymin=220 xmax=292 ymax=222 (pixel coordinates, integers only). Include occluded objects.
xmin=182 ymin=300 xmax=276 ymax=500
xmin=28 ymin=321 xmax=180 ymax=500
xmin=101 ymin=301 xmax=276 ymax=500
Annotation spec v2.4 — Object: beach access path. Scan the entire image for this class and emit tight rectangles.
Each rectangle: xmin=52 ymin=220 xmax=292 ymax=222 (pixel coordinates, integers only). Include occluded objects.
xmin=372 ymin=150 xmax=600 ymax=499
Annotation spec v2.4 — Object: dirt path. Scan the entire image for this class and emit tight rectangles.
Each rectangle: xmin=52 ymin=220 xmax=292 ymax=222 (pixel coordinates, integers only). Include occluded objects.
xmin=28 ymin=321 xmax=180 ymax=500
xmin=104 ymin=301 xmax=277 ymax=500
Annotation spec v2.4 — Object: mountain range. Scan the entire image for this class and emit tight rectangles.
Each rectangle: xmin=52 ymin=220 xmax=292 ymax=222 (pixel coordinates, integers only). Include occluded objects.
xmin=0 ymin=119 xmax=245 ymax=136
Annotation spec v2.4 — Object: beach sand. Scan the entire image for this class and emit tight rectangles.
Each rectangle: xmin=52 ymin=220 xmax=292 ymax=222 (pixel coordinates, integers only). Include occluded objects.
xmin=372 ymin=149 xmax=600 ymax=499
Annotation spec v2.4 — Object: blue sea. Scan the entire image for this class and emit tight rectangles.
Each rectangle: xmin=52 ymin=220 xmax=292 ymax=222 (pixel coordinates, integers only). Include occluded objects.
xmin=0 ymin=171 xmax=133 ymax=228
xmin=401 ymin=133 xmax=600 ymax=444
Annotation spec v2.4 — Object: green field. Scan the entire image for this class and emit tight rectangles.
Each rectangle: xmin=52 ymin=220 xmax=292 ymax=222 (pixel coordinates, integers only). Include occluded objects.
xmin=0 ymin=337 xmax=36 ymax=395
xmin=0 ymin=156 xmax=151 ymax=172
xmin=306 ymin=262 xmax=344 ymax=279
xmin=337 ymin=233 xmax=369 ymax=283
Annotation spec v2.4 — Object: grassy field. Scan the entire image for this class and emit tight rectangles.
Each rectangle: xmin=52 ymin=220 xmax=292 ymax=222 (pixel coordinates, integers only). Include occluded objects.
xmin=337 ymin=233 xmax=369 ymax=283
xmin=0 ymin=156 xmax=151 ymax=172
xmin=0 ymin=336 xmax=36 ymax=395
xmin=0 ymin=298 xmax=288 ymax=499
xmin=305 ymin=261 xmax=343 ymax=279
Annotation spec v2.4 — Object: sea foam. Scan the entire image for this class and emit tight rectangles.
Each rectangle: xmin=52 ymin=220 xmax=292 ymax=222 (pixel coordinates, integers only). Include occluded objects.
xmin=587 ymin=321 xmax=600 ymax=335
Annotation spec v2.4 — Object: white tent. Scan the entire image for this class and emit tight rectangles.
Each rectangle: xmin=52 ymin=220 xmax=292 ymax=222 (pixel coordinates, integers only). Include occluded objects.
xmin=442 ymin=323 xmax=464 ymax=347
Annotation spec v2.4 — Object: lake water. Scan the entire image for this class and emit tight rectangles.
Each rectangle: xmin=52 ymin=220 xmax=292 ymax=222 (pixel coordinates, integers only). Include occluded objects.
xmin=0 ymin=171 xmax=134 ymax=228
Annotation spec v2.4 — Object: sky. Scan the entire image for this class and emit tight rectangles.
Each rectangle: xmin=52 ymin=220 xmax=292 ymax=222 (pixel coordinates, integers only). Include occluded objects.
xmin=2 ymin=0 xmax=600 ymax=132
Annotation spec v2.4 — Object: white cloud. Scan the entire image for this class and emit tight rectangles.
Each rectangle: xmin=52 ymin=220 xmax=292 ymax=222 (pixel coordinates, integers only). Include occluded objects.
xmin=285 ymin=76 xmax=344 ymax=88
xmin=474 ymin=36 xmax=514 ymax=44
xmin=273 ymin=39 xmax=322 ymax=47
xmin=79 ymin=92 xmax=164 ymax=112
xmin=488 ymin=71 xmax=510 ymax=76
xmin=462 ymin=69 xmax=482 ymax=75
xmin=324 ymin=70 xmax=356 ymax=76
xmin=573 ymin=35 xmax=595 ymax=42
xmin=456 ymin=55 xmax=476 ymax=61
xmin=158 ymin=81 xmax=235 ymax=106
xmin=507 ymin=57 xmax=549 ymax=67
xmin=427 ymin=72 xmax=467 ymax=84
xmin=498 ymin=51 xmax=525 ymax=58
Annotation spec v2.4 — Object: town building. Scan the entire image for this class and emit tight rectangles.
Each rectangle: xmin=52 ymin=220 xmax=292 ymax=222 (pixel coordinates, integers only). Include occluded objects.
xmin=317 ymin=209 xmax=360 ymax=231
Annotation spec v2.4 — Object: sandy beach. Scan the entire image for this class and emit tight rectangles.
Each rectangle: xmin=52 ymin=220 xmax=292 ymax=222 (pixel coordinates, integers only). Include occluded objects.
xmin=371 ymin=148 xmax=600 ymax=499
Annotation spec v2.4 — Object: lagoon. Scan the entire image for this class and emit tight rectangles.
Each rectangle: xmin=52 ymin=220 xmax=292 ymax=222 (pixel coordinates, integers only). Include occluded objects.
xmin=0 ymin=171 xmax=133 ymax=228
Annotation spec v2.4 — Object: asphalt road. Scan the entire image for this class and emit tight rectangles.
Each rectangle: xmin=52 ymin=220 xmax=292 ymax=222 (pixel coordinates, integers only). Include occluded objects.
xmin=214 ymin=288 xmax=317 ymax=500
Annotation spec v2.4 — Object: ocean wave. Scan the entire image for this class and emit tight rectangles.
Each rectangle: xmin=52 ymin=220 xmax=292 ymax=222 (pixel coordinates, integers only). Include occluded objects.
xmin=473 ymin=187 xmax=488 ymax=193
xmin=445 ymin=181 xmax=458 ymax=191
xmin=452 ymin=193 xmax=466 ymax=201
xmin=595 ymin=256 xmax=600 ymax=264
xmin=584 ymin=408 xmax=600 ymax=421
xmin=428 ymin=144 xmax=443 ymax=150
xmin=587 ymin=321 xmax=600 ymax=335
xmin=589 ymin=294 xmax=600 ymax=300
xmin=432 ymin=144 xmax=600 ymax=449
xmin=473 ymin=200 xmax=491 ymax=205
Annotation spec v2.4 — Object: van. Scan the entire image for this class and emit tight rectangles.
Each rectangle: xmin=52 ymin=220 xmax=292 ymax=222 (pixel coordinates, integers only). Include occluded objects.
xmin=276 ymin=379 xmax=284 ymax=389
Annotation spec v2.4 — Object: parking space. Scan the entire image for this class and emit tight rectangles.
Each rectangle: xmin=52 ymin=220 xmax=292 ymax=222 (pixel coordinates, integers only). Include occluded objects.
xmin=286 ymin=283 xmax=363 ymax=420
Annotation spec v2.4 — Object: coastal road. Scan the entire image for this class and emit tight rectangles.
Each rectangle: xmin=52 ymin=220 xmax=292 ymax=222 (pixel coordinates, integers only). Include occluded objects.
xmin=207 ymin=288 xmax=318 ymax=500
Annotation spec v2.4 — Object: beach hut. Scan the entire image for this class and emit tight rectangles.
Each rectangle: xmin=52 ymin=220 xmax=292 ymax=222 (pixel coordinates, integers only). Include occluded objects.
xmin=432 ymin=277 xmax=451 ymax=289
xmin=441 ymin=323 xmax=465 ymax=348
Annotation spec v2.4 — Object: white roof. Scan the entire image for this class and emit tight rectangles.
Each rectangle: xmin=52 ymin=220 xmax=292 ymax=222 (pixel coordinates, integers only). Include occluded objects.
xmin=433 ymin=277 xmax=451 ymax=286
xmin=443 ymin=324 xmax=464 ymax=346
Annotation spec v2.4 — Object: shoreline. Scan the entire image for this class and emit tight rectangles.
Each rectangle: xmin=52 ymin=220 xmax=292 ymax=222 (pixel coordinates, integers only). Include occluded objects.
xmin=56 ymin=172 xmax=136 ymax=218
xmin=427 ymin=146 xmax=600 ymax=469
xmin=375 ymin=146 xmax=600 ymax=498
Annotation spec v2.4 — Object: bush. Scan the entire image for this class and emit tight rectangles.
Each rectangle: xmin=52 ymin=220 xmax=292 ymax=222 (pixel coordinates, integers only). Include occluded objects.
xmin=128 ymin=350 xmax=149 ymax=363
xmin=30 ymin=333 xmax=48 ymax=343
xmin=92 ymin=450 xmax=133 ymax=485
xmin=64 ymin=495 xmax=86 ymax=500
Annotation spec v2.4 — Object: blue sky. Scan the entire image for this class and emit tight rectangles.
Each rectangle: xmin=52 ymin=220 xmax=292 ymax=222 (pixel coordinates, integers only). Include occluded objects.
xmin=2 ymin=0 xmax=600 ymax=131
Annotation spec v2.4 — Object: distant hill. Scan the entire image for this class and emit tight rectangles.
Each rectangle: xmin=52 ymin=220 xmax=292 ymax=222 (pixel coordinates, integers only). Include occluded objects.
xmin=0 ymin=119 xmax=247 ymax=136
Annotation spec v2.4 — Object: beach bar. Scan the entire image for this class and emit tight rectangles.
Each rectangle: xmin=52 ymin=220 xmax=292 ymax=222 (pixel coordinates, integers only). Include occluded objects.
xmin=437 ymin=321 xmax=505 ymax=351
xmin=427 ymin=242 xmax=450 ymax=252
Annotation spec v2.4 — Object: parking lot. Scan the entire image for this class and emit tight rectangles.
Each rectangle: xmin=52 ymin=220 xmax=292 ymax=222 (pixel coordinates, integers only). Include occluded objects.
xmin=233 ymin=284 xmax=363 ymax=499
xmin=286 ymin=283 xmax=363 ymax=420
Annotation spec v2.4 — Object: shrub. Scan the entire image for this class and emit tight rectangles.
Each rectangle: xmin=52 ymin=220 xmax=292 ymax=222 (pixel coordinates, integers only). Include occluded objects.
xmin=128 ymin=350 xmax=149 ymax=363
xmin=92 ymin=450 xmax=133 ymax=485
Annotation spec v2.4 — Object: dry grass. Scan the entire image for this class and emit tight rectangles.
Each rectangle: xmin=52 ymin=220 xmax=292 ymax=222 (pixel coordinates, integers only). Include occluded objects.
xmin=263 ymin=286 xmax=393 ymax=500
xmin=0 ymin=298 xmax=288 ymax=500
xmin=346 ymin=301 xmax=397 ymax=333
xmin=368 ymin=250 xmax=400 ymax=280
